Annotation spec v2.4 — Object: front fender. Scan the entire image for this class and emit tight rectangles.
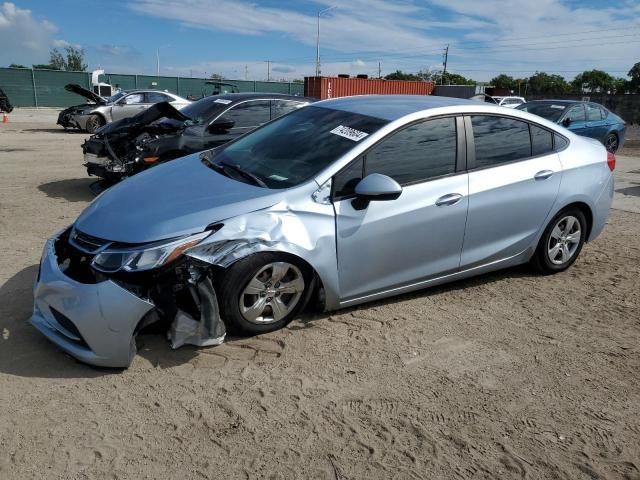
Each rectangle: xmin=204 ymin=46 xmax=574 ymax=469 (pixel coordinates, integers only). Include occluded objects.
xmin=184 ymin=201 xmax=340 ymax=310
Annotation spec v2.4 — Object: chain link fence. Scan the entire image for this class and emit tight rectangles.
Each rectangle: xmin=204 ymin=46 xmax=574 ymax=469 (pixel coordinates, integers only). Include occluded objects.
xmin=0 ymin=68 xmax=305 ymax=108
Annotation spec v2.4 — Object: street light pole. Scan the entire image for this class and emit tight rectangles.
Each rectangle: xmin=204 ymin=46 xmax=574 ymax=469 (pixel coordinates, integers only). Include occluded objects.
xmin=315 ymin=6 xmax=336 ymax=77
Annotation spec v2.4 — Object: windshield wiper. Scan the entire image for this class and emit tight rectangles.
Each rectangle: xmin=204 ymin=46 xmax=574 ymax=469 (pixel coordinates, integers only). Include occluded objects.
xmin=220 ymin=161 xmax=268 ymax=188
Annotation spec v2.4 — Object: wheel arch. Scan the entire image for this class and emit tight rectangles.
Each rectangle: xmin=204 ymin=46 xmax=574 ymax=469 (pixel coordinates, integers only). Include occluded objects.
xmin=556 ymin=201 xmax=594 ymax=240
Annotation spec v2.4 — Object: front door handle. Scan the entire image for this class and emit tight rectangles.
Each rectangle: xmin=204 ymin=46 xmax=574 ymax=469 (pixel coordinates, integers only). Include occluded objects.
xmin=435 ymin=193 xmax=463 ymax=207
xmin=534 ymin=170 xmax=554 ymax=181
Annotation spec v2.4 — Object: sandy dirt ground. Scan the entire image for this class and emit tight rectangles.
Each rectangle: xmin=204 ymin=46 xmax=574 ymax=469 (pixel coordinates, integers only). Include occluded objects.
xmin=1 ymin=110 xmax=639 ymax=479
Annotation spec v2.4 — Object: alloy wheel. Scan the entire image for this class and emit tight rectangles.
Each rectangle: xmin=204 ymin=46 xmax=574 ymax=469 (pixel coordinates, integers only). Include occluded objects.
xmin=239 ymin=262 xmax=305 ymax=324
xmin=547 ymin=215 xmax=582 ymax=265
xmin=605 ymin=134 xmax=618 ymax=153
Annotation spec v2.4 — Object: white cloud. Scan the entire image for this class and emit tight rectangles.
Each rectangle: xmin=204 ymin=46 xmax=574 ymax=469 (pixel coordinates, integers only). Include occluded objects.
xmin=0 ymin=2 xmax=66 ymax=65
xmin=131 ymin=0 xmax=640 ymax=81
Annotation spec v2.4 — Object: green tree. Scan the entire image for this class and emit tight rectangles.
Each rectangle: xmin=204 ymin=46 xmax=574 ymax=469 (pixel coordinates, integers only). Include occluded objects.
xmin=64 ymin=46 xmax=87 ymax=71
xmin=384 ymin=70 xmax=420 ymax=81
xmin=32 ymin=63 xmax=55 ymax=69
xmin=527 ymin=72 xmax=569 ymax=95
xmin=8 ymin=63 xmax=27 ymax=68
xmin=571 ymin=69 xmax=615 ymax=93
xmin=490 ymin=74 xmax=516 ymax=89
xmin=628 ymin=62 xmax=640 ymax=92
xmin=49 ymin=48 xmax=65 ymax=70
xmin=441 ymin=72 xmax=475 ymax=85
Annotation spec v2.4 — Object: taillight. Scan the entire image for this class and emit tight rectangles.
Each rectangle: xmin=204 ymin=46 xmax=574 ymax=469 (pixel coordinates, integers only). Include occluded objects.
xmin=607 ymin=151 xmax=616 ymax=171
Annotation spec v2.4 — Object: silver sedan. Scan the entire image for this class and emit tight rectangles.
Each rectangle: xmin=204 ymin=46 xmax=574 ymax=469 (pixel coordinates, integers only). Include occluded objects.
xmin=33 ymin=95 xmax=614 ymax=367
xmin=57 ymin=84 xmax=190 ymax=133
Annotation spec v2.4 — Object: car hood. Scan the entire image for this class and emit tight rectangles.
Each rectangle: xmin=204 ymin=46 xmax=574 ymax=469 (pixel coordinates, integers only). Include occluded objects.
xmin=75 ymin=153 xmax=285 ymax=244
xmin=65 ymin=83 xmax=107 ymax=105
xmin=97 ymin=101 xmax=190 ymax=136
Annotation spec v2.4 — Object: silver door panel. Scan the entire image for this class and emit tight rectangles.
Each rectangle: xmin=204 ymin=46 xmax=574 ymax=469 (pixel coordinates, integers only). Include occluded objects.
xmin=335 ymin=174 xmax=469 ymax=300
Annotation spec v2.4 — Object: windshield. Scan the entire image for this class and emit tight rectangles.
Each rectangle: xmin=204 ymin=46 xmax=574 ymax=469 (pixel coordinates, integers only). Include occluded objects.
xmin=179 ymin=98 xmax=229 ymax=125
xmin=212 ymin=105 xmax=389 ymax=189
xmin=106 ymin=91 xmax=126 ymax=103
xmin=516 ymin=102 xmax=568 ymax=122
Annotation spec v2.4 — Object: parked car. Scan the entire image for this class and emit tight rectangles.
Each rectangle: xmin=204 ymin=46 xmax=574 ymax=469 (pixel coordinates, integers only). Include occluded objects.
xmin=82 ymin=93 xmax=313 ymax=183
xmin=32 ymin=95 xmax=614 ymax=367
xmin=0 ymin=87 xmax=13 ymax=113
xmin=516 ymin=100 xmax=625 ymax=153
xmin=57 ymin=84 xmax=191 ymax=133
xmin=493 ymin=96 xmax=526 ymax=108
xmin=469 ymin=93 xmax=498 ymax=104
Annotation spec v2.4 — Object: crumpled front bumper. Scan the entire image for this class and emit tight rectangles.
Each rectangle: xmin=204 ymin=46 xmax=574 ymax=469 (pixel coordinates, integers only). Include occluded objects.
xmin=31 ymin=235 xmax=155 ymax=368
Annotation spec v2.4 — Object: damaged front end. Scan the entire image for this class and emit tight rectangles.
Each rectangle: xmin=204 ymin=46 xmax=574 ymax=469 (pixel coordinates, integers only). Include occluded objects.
xmin=82 ymin=102 xmax=189 ymax=182
xmin=31 ymin=226 xmax=226 ymax=368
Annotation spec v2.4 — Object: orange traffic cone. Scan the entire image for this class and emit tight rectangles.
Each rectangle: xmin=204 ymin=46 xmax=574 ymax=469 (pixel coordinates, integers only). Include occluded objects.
xmin=2 ymin=113 xmax=7 ymax=124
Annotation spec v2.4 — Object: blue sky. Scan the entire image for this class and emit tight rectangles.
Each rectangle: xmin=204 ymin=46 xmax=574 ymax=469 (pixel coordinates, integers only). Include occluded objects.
xmin=1 ymin=0 xmax=639 ymax=81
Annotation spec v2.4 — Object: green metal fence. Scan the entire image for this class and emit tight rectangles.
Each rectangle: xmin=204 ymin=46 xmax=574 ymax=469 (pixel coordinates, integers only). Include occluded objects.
xmin=0 ymin=67 xmax=305 ymax=107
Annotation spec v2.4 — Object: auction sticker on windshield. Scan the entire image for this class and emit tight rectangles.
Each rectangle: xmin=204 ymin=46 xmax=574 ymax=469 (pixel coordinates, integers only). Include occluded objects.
xmin=214 ymin=99 xmax=232 ymax=104
xmin=551 ymin=105 xmax=566 ymax=109
xmin=330 ymin=125 xmax=369 ymax=142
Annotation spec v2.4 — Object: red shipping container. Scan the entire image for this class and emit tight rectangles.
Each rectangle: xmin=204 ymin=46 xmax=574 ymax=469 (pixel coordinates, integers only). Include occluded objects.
xmin=304 ymin=76 xmax=434 ymax=100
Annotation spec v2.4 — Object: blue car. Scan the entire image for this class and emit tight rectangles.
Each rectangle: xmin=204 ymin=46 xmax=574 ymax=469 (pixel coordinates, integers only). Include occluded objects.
xmin=517 ymin=100 xmax=625 ymax=153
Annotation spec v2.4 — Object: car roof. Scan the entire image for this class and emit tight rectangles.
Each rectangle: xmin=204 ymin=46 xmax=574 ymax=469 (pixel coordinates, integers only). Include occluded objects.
xmin=525 ymin=99 xmax=580 ymax=104
xmin=201 ymin=92 xmax=315 ymax=103
xmin=315 ymin=95 xmax=484 ymax=121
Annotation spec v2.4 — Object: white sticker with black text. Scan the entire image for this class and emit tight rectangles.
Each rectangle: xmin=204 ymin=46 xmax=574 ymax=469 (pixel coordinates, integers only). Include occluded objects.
xmin=550 ymin=104 xmax=566 ymax=109
xmin=214 ymin=98 xmax=232 ymax=104
xmin=330 ymin=125 xmax=369 ymax=142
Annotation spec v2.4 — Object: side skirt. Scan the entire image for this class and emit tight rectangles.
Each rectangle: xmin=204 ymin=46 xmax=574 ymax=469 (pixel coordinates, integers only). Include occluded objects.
xmin=338 ymin=248 xmax=533 ymax=309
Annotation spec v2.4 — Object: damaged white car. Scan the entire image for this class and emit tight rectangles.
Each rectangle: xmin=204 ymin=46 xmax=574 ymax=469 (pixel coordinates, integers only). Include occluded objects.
xmin=32 ymin=95 xmax=614 ymax=367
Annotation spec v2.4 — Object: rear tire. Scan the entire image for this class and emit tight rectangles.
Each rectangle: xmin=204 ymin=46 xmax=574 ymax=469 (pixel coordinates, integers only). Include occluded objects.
xmin=217 ymin=253 xmax=312 ymax=335
xmin=85 ymin=114 xmax=105 ymax=134
xmin=531 ymin=208 xmax=587 ymax=274
xmin=605 ymin=133 xmax=619 ymax=153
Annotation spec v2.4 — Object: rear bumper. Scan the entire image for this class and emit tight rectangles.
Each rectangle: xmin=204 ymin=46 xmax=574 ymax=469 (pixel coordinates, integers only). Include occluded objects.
xmin=31 ymin=235 xmax=155 ymax=367
xmin=588 ymin=173 xmax=614 ymax=242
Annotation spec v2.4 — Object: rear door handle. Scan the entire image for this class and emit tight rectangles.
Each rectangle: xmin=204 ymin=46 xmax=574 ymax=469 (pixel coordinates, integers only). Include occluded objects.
xmin=435 ymin=193 xmax=463 ymax=206
xmin=534 ymin=170 xmax=554 ymax=180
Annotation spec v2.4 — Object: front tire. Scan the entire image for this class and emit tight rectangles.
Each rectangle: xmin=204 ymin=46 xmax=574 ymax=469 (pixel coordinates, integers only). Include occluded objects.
xmin=217 ymin=253 xmax=311 ymax=335
xmin=531 ymin=208 xmax=587 ymax=274
xmin=85 ymin=114 xmax=105 ymax=134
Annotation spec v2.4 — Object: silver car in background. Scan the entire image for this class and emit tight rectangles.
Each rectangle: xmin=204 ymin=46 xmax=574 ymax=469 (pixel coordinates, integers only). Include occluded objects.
xmin=57 ymin=84 xmax=190 ymax=133
xmin=33 ymin=95 xmax=614 ymax=367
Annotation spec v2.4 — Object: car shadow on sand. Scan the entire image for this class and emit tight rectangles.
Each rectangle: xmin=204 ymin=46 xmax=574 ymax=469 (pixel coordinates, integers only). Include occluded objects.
xmin=616 ymin=185 xmax=640 ymax=197
xmin=0 ymin=262 xmax=537 ymax=378
xmin=20 ymin=128 xmax=86 ymax=134
xmin=38 ymin=178 xmax=103 ymax=202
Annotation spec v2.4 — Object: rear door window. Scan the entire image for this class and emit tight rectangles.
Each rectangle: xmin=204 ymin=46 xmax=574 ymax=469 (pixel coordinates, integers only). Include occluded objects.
xmin=145 ymin=92 xmax=171 ymax=103
xmin=364 ymin=117 xmax=457 ymax=185
xmin=470 ymin=115 xmax=531 ymax=168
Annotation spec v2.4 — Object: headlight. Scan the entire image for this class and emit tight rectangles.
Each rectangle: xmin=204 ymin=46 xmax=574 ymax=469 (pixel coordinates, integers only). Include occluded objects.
xmin=92 ymin=231 xmax=211 ymax=273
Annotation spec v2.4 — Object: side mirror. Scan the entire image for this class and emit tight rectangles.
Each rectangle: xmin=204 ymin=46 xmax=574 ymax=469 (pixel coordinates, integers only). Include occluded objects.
xmin=562 ymin=117 xmax=572 ymax=127
xmin=208 ymin=116 xmax=235 ymax=133
xmin=355 ymin=173 xmax=402 ymax=200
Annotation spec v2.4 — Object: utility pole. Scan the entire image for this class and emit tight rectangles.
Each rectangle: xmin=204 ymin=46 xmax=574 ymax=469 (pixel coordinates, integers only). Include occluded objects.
xmin=378 ymin=62 xmax=381 ymax=79
xmin=441 ymin=44 xmax=449 ymax=85
xmin=316 ymin=6 xmax=336 ymax=77
xmin=156 ymin=49 xmax=160 ymax=76
xmin=266 ymin=60 xmax=271 ymax=81
xmin=245 ymin=64 xmax=248 ymax=80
